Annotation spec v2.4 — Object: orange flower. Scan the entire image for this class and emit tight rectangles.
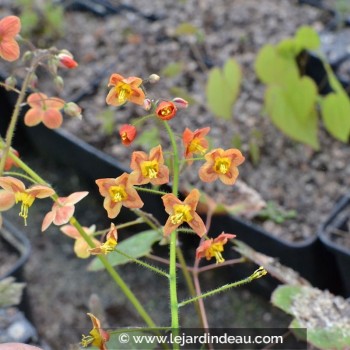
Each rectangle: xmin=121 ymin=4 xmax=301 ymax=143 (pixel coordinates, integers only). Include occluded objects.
xmin=24 ymin=92 xmax=65 ymax=129
xmin=162 ymin=189 xmax=206 ymax=237
xmin=81 ymin=313 xmax=110 ymax=350
xmin=89 ymin=223 xmax=118 ymax=255
xmin=41 ymin=191 xmax=89 ymax=231
xmin=0 ymin=148 xmax=19 ymax=171
xmin=156 ymin=101 xmax=177 ymax=121
xmin=0 ymin=176 xmax=55 ymax=225
xmin=0 ymin=16 xmax=21 ymax=62
xmin=119 ymin=124 xmax=137 ymax=146
xmin=60 ymin=224 xmax=100 ymax=259
xmin=196 ymin=232 xmax=236 ymax=264
xmin=129 ymin=145 xmax=169 ymax=185
xmin=199 ymin=148 xmax=245 ymax=185
xmin=182 ymin=127 xmax=210 ymax=165
xmin=106 ymin=73 xmax=145 ymax=107
xmin=96 ymin=173 xmax=144 ymax=219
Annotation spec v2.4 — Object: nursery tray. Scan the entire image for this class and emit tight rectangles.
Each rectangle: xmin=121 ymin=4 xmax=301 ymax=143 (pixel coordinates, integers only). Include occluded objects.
xmin=318 ymin=193 xmax=350 ymax=297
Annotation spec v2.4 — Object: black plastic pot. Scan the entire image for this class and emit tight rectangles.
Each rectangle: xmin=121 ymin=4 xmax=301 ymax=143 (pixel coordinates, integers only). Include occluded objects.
xmin=318 ymin=193 xmax=350 ymax=297
xmin=19 ymin=122 xmax=344 ymax=298
xmin=0 ymin=218 xmax=31 ymax=282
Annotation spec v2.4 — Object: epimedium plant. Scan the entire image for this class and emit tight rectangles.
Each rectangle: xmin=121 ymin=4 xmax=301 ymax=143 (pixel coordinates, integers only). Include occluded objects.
xmin=0 ymin=14 xmax=268 ymax=350
xmin=255 ymin=25 xmax=350 ymax=149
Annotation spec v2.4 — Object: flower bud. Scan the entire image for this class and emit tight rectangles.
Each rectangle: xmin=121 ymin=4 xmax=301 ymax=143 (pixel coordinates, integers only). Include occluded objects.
xmin=148 ymin=74 xmax=160 ymax=84
xmin=64 ymin=102 xmax=82 ymax=119
xmin=57 ymin=51 xmax=78 ymax=69
xmin=172 ymin=97 xmax=189 ymax=109
xmin=48 ymin=57 xmax=59 ymax=75
xmin=22 ymin=50 xmax=33 ymax=62
xmin=119 ymin=124 xmax=137 ymax=146
xmin=143 ymin=98 xmax=152 ymax=111
xmin=156 ymin=101 xmax=177 ymax=121
xmin=29 ymin=74 xmax=38 ymax=89
xmin=54 ymin=76 xmax=64 ymax=93
xmin=4 ymin=76 xmax=17 ymax=91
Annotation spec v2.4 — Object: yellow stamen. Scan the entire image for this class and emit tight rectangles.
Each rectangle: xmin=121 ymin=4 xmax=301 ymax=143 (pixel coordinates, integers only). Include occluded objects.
xmin=189 ymin=139 xmax=206 ymax=154
xmin=207 ymin=242 xmax=225 ymax=264
xmin=108 ymin=185 xmax=128 ymax=202
xmin=115 ymin=82 xmax=131 ymax=104
xmin=14 ymin=192 xmax=35 ymax=226
xmin=170 ymin=204 xmax=192 ymax=224
xmin=100 ymin=238 xmax=117 ymax=254
xmin=161 ymin=106 xmax=172 ymax=116
xmin=81 ymin=334 xmax=94 ymax=347
xmin=121 ymin=132 xmax=128 ymax=141
xmin=214 ymin=157 xmax=231 ymax=175
xmin=141 ymin=160 xmax=159 ymax=179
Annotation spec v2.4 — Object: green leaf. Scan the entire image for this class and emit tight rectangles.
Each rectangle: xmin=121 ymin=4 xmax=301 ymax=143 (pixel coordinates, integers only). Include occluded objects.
xmin=161 ymin=62 xmax=183 ymax=78
xmin=265 ymin=75 xmax=319 ymax=149
xmin=134 ymin=126 xmax=161 ymax=149
xmin=255 ymin=45 xmax=298 ymax=84
xmin=88 ymin=230 xmax=162 ymax=271
xmin=272 ymin=286 xmax=350 ymax=350
xmin=271 ymin=285 xmax=303 ymax=315
xmin=206 ymin=58 xmax=241 ymax=119
xmin=320 ymin=92 xmax=350 ymax=142
xmin=295 ymin=26 xmax=320 ymax=51
xmin=0 ymin=277 xmax=26 ymax=308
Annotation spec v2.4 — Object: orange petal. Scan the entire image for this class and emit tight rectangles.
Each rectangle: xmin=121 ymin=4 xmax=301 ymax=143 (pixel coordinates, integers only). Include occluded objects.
xmin=60 ymin=224 xmax=80 ymax=239
xmin=53 ymin=205 xmax=75 ymax=225
xmin=27 ymin=185 xmax=55 ymax=198
xmin=24 ymin=108 xmax=44 ymax=127
xmin=96 ymin=178 xmax=115 ymax=197
xmin=162 ymin=193 xmax=182 ymax=215
xmin=218 ymin=167 xmax=239 ymax=185
xmin=106 ymin=87 xmax=123 ymax=106
xmin=0 ymin=176 xmax=25 ymax=192
xmin=130 ymin=150 xmax=148 ymax=171
xmin=163 ymin=217 xmax=180 ymax=236
xmin=46 ymin=97 xmax=65 ymax=110
xmin=104 ymin=199 xmax=122 ymax=219
xmin=184 ymin=189 xmax=200 ymax=209
xmin=42 ymin=109 xmax=63 ymax=129
xmin=108 ymin=73 xmax=124 ymax=86
xmin=188 ymin=212 xmax=206 ymax=237
xmin=0 ymin=38 xmax=20 ymax=62
xmin=198 ymin=162 xmax=218 ymax=183
xmin=27 ymin=93 xmax=47 ymax=108
xmin=128 ymin=88 xmax=146 ymax=106
xmin=0 ymin=190 xmax=16 ymax=211
xmin=41 ymin=211 xmax=55 ymax=231
xmin=74 ymin=238 xmax=92 ymax=258
xmin=124 ymin=76 xmax=143 ymax=87
xmin=0 ymin=16 xmax=21 ymax=37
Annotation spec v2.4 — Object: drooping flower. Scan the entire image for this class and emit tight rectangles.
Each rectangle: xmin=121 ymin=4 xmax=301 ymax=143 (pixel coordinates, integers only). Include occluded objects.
xmin=0 ymin=148 xmax=19 ymax=171
xmin=57 ymin=51 xmax=78 ymax=69
xmin=0 ymin=16 xmax=21 ymax=62
xmin=156 ymin=101 xmax=177 ymax=121
xmin=96 ymin=173 xmax=144 ymax=219
xmin=162 ymin=188 xmax=206 ymax=237
xmin=182 ymin=127 xmax=210 ymax=165
xmin=81 ymin=313 xmax=110 ymax=350
xmin=60 ymin=224 xmax=100 ymax=259
xmin=41 ymin=191 xmax=89 ymax=231
xmin=24 ymin=92 xmax=65 ymax=129
xmin=199 ymin=148 xmax=245 ymax=185
xmin=0 ymin=176 xmax=55 ymax=225
xmin=129 ymin=145 xmax=169 ymax=185
xmin=89 ymin=223 xmax=118 ymax=255
xmin=106 ymin=73 xmax=145 ymax=107
xmin=196 ymin=232 xmax=236 ymax=264
xmin=172 ymin=97 xmax=188 ymax=109
xmin=119 ymin=124 xmax=137 ymax=146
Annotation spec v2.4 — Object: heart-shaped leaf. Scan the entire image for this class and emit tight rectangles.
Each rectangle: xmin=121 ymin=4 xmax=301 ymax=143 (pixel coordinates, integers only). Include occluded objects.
xmin=88 ymin=230 xmax=162 ymax=271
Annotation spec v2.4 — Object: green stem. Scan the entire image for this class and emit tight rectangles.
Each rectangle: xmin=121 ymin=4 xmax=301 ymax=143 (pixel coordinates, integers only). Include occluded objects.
xmin=178 ymin=267 xmax=267 ymax=308
xmin=0 ymin=68 xmax=34 ymax=175
xmin=114 ymin=248 xmax=169 ymax=278
xmin=163 ymin=121 xmax=180 ymax=345
xmin=70 ymin=217 xmax=157 ymax=328
xmin=6 ymin=151 xmax=158 ymax=329
xmin=134 ymin=186 xmax=168 ymax=196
